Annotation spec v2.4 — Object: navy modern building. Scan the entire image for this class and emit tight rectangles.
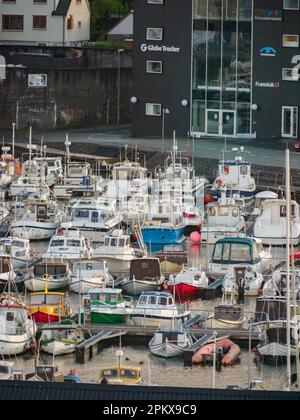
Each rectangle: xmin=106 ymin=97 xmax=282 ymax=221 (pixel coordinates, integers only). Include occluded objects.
xmin=132 ymin=0 xmax=300 ymax=142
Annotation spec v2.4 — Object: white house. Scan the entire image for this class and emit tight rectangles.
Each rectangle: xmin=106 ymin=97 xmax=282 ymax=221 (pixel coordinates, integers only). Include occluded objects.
xmin=105 ymin=10 xmax=133 ymax=43
xmin=0 ymin=0 xmax=90 ymax=46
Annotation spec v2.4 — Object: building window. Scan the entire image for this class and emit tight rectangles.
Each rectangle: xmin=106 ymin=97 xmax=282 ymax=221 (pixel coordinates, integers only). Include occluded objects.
xmin=283 ymin=0 xmax=300 ymax=10
xmin=33 ymin=16 xmax=47 ymax=30
xmin=282 ymin=68 xmax=299 ymax=81
xmin=146 ymin=103 xmax=161 ymax=116
xmin=146 ymin=61 xmax=163 ymax=74
xmin=283 ymin=34 xmax=299 ymax=47
xmin=67 ymin=15 xmax=74 ymax=30
xmin=146 ymin=27 xmax=163 ymax=41
xmin=28 ymin=74 xmax=47 ymax=87
xmin=148 ymin=0 xmax=164 ymax=4
xmin=2 ymin=15 xmax=24 ymax=31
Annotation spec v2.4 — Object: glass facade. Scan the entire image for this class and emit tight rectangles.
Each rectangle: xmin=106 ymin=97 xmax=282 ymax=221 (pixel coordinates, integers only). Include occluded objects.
xmin=192 ymin=0 xmax=253 ymax=137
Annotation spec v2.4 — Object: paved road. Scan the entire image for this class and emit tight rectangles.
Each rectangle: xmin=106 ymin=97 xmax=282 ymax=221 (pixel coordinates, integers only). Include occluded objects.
xmin=2 ymin=125 xmax=300 ymax=170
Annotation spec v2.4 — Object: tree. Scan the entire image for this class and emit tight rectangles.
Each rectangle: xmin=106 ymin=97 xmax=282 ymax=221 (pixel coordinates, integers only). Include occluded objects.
xmin=89 ymin=0 xmax=134 ymax=41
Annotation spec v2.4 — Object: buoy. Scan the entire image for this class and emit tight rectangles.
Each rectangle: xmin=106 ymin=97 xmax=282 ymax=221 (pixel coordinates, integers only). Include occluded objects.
xmin=204 ymin=194 xmax=214 ymax=204
xmin=190 ymin=231 xmax=201 ymax=243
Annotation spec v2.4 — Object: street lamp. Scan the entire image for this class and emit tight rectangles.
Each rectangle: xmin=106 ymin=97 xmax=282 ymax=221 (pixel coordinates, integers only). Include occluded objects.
xmin=161 ymin=108 xmax=170 ymax=153
xmin=117 ymin=49 xmax=124 ymax=125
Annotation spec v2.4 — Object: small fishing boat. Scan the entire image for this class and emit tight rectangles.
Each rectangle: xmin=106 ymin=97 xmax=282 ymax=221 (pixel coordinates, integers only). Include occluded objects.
xmin=120 ymin=258 xmax=165 ymax=296
xmin=42 ymin=227 xmax=93 ymax=261
xmin=0 ymin=236 xmax=36 ymax=269
xmin=69 ymin=260 xmax=113 ymax=294
xmin=210 ymin=147 xmax=256 ymax=207
xmin=141 ymin=211 xmax=185 ymax=246
xmin=0 ymin=294 xmax=36 ymax=355
xmin=64 ymin=197 xmax=122 ymax=243
xmin=149 ymin=329 xmax=193 ymax=358
xmin=209 ymin=236 xmax=272 ymax=277
xmin=12 ymin=194 xmax=64 ymax=240
xmin=201 ymin=193 xmax=245 ymax=244
xmin=98 ymin=350 xmax=142 ymax=385
xmin=223 ymin=264 xmax=264 ymax=297
xmin=40 ymin=326 xmax=84 ymax=356
xmin=131 ymin=291 xmax=190 ymax=329
xmin=254 ymin=198 xmax=300 ymax=246
xmin=93 ymin=230 xmax=145 ymax=274
xmin=192 ymin=338 xmax=241 ymax=366
xmin=156 ymin=245 xmax=188 ymax=274
xmin=167 ymin=266 xmax=209 ymax=298
xmin=82 ymin=288 xmax=132 ymax=325
xmin=28 ymin=281 xmax=72 ymax=324
xmin=25 ymin=262 xmax=71 ymax=292
xmin=205 ymin=305 xmax=248 ymax=330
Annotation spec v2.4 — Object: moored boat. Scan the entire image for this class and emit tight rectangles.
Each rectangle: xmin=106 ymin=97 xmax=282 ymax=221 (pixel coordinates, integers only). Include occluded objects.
xmin=167 ymin=265 xmax=209 ymax=298
xmin=149 ymin=329 xmax=193 ymax=358
xmin=192 ymin=338 xmax=241 ymax=366
xmin=40 ymin=326 xmax=84 ymax=355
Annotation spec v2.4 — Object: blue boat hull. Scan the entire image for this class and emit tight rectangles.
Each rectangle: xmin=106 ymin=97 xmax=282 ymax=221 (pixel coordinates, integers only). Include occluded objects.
xmin=141 ymin=226 xmax=185 ymax=245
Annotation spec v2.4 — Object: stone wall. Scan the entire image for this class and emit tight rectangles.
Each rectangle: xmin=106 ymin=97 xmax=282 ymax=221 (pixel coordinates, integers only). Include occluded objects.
xmin=0 ymin=48 xmax=133 ymax=130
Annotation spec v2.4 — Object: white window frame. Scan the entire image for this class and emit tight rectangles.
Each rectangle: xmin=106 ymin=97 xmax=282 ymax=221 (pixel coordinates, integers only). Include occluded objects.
xmin=146 ymin=60 xmax=163 ymax=74
xmin=146 ymin=27 xmax=163 ymax=41
xmin=146 ymin=103 xmax=162 ymax=116
xmin=283 ymin=34 xmax=299 ymax=48
xmin=283 ymin=0 xmax=300 ymax=10
xmin=282 ymin=106 xmax=298 ymax=138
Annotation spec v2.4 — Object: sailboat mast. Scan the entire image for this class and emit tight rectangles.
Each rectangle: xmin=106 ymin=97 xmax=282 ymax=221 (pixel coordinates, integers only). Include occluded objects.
xmin=286 ymin=148 xmax=292 ymax=391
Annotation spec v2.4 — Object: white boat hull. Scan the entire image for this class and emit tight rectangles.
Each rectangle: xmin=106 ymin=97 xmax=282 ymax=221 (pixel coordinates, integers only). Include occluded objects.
xmin=0 ymin=324 xmax=36 ymax=355
xmin=149 ymin=342 xmax=186 ymax=358
xmin=69 ymin=278 xmax=110 ymax=294
xmin=131 ymin=313 xmax=189 ymax=329
xmin=41 ymin=340 xmax=76 ymax=356
xmin=13 ymin=222 xmax=61 ymax=241
xmin=25 ymin=276 xmax=69 ymax=292
xmin=121 ymin=279 xmax=164 ymax=296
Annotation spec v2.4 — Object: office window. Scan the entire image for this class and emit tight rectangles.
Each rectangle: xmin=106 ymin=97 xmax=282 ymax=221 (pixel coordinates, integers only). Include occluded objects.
xmin=283 ymin=34 xmax=299 ymax=47
xmin=146 ymin=103 xmax=161 ymax=116
xmin=283 ymin=0 xmax=299 ymax=9
xmin=282 ymin=68 xmax=299 ymax=81
xmin=146 ymin=61 xmax=163 ymax=74
xmin=146 ymin=28 xmax=163 ymax=41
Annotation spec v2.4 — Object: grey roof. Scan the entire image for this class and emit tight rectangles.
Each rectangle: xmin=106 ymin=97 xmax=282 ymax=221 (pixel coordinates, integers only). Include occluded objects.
xmin=52 ymin=0 xmax=72 ymax=16
xmin=0 ymin=381 xmax=299 ymax=400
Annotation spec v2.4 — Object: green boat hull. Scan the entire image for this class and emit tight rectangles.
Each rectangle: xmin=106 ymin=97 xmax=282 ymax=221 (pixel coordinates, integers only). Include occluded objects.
xmin=90 ymin=312 xmax=129 ymax=325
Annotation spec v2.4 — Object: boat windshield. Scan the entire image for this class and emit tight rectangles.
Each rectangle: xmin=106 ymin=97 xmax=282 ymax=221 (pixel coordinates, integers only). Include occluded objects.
xmin=66 ymin=240 xmax=81 ymax=248
xmin=231 ymin=243 xmax=251 ymax=262
xmin=50 ymin=240 xmax=64 ymax=247
xmin=120 ymin=369 xmax=139 ymax=379
xmin=34 ymin=265 xmax=66 ymax=276
xmin=30 ymin=294 xmax=62 ymax=306
xmin=102 ymin=369 xmax=118 ymax=378
xmin=0 ymin=366 xmax=10 ymax=374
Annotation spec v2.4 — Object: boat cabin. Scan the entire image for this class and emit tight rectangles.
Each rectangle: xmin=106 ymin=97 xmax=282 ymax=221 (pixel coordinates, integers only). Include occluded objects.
xmin=205 ymin=202 xmax=242 ymax=227
xmin=98 ymin=365 xmax=142 ymax=385
xmin=0 ymin=237 xmax=30 ymax=257
xmin=71 ymin=199 xmax=115 ymax=222
xmin=34 ymin=262 xmax=69 ymax=278
xmin=35 ymin=364 xmax=64 ymax=382
xmin=0 ymin=361 xmax=21 ymax=381
xmin=46 ymin=228 xmax=87 ymax=256
xmin=214 ymin=305 xmax=244 ymax=323
xmin=112 ymin=161 xmax=146 ymax=182
xmin=129 ymin=258 xmax=162 ymax=281
xmin=29 ymin=292 xmax=65 ymax=307
xmin=252 ymin=191 xmax=278 ymax=216
xmin=104 ymin=231 xmax=130 ymax=249
xmin=0 ymin=304 xmax=28 ymax=336
xmin=136 ymin=291 xmax=175 ymax=308
xmin=85 ymin=288 xmax=124 ymax=306
xmin=27 ymin=197 xmax=57 ymax=222
xmin=254 ymin=296 xmax=287 ymax=323
xmin=66 ymin=162 xmax=91 ymax=179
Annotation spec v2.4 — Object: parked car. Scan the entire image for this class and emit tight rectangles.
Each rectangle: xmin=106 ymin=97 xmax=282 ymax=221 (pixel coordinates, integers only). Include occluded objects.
xmin=294 ymin=140 xmax=300 ymax=152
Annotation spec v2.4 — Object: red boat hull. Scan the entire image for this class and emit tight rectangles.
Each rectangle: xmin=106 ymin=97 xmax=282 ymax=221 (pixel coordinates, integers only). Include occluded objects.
xmin=31 ymin=312 xmax=59 ymax=324
xmin=169 ymin=283 xmax=201 ymax=298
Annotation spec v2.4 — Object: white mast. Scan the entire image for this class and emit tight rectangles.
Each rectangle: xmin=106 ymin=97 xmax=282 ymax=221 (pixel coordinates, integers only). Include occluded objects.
xmin=286 ymin=148 xmax=291 ymax=391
